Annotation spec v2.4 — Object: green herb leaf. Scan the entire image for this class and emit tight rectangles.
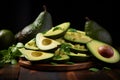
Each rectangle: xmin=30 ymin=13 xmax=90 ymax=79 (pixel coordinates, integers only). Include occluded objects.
xmin=53 ymin=27 xmax=61 ymax=31
xmin=69 ymin=28 xmax=77 ymax=32
xmin=89 ymin=67 xmax=100 ymax=72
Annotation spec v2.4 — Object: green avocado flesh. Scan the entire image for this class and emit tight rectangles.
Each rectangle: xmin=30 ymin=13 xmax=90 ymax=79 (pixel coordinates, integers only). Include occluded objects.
xmin=87 ymin=40 xmax=120 ymax=63
xmin=43 ymin=22 xmax=70 ymax=38
xmin=19 ymin=48 xmax=54 ymax=61
xmin=36 ymin=33 xmax=61 ymax=50
xmin=25 ymin=38 xmax=39 ymax=50
xmin=64 ymin=29 xmax=92 ymax=44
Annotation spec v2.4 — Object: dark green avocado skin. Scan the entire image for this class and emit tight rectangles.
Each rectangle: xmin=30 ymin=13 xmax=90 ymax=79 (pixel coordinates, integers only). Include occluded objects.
xmin=15 ymin=9 xmax=53 ymax=44
xmin=84 ymin=20 xmax=112 ymax=45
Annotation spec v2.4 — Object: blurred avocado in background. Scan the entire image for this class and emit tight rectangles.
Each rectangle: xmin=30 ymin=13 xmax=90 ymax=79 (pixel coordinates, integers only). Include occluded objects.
xmin=0 ymin=0 xmax=115 ymax=46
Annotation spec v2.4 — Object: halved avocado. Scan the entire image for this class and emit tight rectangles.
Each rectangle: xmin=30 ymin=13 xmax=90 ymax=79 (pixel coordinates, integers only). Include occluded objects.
xmin=19 ymin=48 xmax=54 ymax=61
xmin=64 ymin=29 xmax=92 ymax=44
xmin=43 ymin=22 xmax=70 ymax=39
xmin=36 ymin=33 xmax=61 ymax=50
xmin=68 ymin=52 xmax=90 ymax=62
xmin=87 ymin=40 xmax=120 ymax=63
xmin=24 ymin=38 xmax=39 ymax=50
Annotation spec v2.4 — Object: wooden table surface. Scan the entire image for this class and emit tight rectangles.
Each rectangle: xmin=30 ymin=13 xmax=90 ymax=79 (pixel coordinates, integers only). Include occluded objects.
xmin=0 ymin=63 xmax=120 ymax=80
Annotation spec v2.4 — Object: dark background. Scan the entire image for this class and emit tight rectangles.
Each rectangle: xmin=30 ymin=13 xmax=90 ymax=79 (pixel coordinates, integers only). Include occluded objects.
xmin=0 ymin=0 xmax=116 ymax=45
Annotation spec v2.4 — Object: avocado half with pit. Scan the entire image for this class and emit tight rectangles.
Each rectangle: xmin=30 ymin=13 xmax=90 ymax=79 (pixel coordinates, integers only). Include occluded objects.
xmin=87 ymin=40 xmax=120 ymax=63
xmin=68 ymin=52 xmax=90 ymax=62
xmin=43 ymin=22 xmax=70 ymax=39
xmin=25 ymin=38 xmax=39 ymax=50
xmin=36 ymin=33 xmax=61 ymax=50
xmin=19 ymin=48 xmax=54 ymax=61
xmin=64 ymin=29 xmax=92 ymax=44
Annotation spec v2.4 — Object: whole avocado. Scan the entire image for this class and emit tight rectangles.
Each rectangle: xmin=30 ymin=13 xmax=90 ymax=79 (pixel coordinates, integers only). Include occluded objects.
xmin=0 ymin=29 xmax=15 ymax=50
xmin=15 ymin=6 xmax=53 ymax=43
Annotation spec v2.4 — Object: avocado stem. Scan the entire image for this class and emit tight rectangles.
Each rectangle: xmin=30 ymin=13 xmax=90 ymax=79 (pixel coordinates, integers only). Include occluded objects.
xmin=43 ymin=5 xmax=47 ymax=12
xmin=85 ymin=17 xmax=90 ymax=21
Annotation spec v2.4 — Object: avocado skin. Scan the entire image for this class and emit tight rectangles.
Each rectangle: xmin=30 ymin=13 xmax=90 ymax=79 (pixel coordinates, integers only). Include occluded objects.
xmin=84 ymin=20 xmax=112 ymax=45
xmin=15 ymin=9 xmax=53 ymax=44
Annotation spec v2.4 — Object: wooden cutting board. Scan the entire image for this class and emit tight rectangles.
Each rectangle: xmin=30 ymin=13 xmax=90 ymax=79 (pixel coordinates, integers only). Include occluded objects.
xmin=19 ymin=58 xmax=94 ymax=71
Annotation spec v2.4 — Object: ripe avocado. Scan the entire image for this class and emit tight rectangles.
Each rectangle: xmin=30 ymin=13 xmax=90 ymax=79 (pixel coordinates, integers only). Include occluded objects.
xmin=19 ymin=48 xmax=54 ymax=61
xmin=84 ymin=20 xmax=112 ymax=45
xmin=0 ymin=29 xmax=15 ymax=50
xmin=24 ymin=38 xmax=39 ymax=50
xmin=70 ymin=43 xmax=88 ymax=53
xmin=36 ymin=33 xmax=61 ymax=50
xmin=15 ymin=6 xmax=53 ymax=43
xmin=68 ymin=52 xmax=90 ymax=62
xmin=64 ymin=28 xmax=92 ymax=44
xmin=87 ymin=40 xmax=120 ymax=63
xmin=52 ymin=55 xmax=70 ymax=63
xmin=43 ymin=22 xmax=70 ymax=39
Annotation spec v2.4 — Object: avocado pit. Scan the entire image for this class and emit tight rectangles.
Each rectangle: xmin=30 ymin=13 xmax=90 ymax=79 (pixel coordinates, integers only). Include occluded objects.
xmin=31 ymin=51 xmax=42 ymax=57
xmin=42 ymin=38 xmax=52 ymax=45
xmin=98 ymin=45 xmax=114 ymax=58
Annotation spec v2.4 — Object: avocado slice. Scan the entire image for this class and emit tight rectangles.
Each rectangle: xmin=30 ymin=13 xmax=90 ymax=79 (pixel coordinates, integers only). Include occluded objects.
xmin=36 ymin=33 xmax=61 ymax=50
xmin=70 ymin=43 xmax=88 ymax=53
xmin=84 ymin=20 xmax=112 ymax=45
xmin=68 ymin=52 xmax=90 ymax=62
xmin=24 ymin=38 xmax=39 ymax=50
xmin=19 ymin=48 xmax=54 ymax=61
xmin=87 ymin=40 xmax=120 ymax=63
xmin=64 ymin=28 xmax=92 ymax=44
xmin=15 ymin=6 xmax=53 ymax=43
xmin=52 ymin=55 xmax=70 ymax=63
xmin=43 ymin=22 xmax=70 ymax=39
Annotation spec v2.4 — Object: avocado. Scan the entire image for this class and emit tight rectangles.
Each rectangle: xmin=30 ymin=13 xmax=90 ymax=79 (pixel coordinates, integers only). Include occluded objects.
xmin=24 ymin=38 xmax=39 ymax=50
xmin=36 ymin=33 xmax=61 ymax=50
xmin=68 ymin=52 xmax=90 ymax=62
xmin=87 ymin=40 xmax=120 ymax=63
xmin=0 ymin=29 xmax=15 ymax=50
xmin=43 ymin=22 xmax=70 ymax=39
xmin=52 ymin=55 xmax=70 ymax=63
xmin=52 ymin=48 xmax=70 ymax=63
xmin=84 ymin=19 xmax=112 ymax=45
xmin=19 ymin=48 xmax=54 ymax=61
xmin=64 ymin=28 xmax=92 ymax=44
xmin=15 ymin=6 xmax=53 ymax=43
xmin=70 ymin=44 xmax=88 ymax=53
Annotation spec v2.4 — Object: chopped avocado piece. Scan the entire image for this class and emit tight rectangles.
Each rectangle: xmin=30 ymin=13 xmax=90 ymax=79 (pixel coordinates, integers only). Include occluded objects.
xmin=68 ymin=52 xmax=90 ymax=62
xmin=19 ymin=48 xmax=54 ymax=61
xmin=84 ymin=20 xmax=112 ymax=45
xmin=36 ymin=33 xmax=61 ymax=50
xmin=87 ymin=40 xmax=120 ymax=63
xmin=43 ymin=22 xmax=70 ymax=39
xmin=25 ymin=38 xmax=39 ymax=50
xmin=64 ymin=29 xmax=92 ymax=44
